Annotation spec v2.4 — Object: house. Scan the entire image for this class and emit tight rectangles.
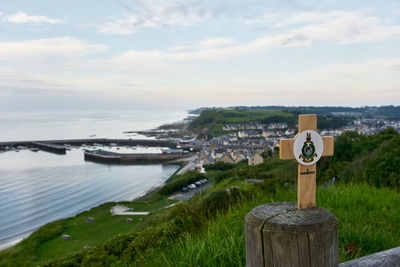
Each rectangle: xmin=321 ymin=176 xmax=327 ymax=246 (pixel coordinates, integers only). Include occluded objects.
xmin=262 ymin=130 xmax=275 ymax=138
xmin=212 ymin=148 xmax=225 ymax=159
xmin=248 ymin=153 xmax=264 ymax=166
xmin=199 ymin=151 xmax=215 ymax=165
xmin=238 ymin=131 xmax=248 ymax=138
xmin=219 ymin=154 xmax=235 ymax=164
xmin=202 ymin=154 xmax=215 ymax=165
xmin=233 ymin=154 xmax=246 ymax=164
xmin=238 ymin=130 xmax=261 ymax=139
xmin=268 ymin=122 xmax=288 ymax=129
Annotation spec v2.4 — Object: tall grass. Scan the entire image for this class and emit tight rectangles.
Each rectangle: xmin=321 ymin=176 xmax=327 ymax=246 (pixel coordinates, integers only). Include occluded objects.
xmin=138 ymin=184 xmax=400 ymax=266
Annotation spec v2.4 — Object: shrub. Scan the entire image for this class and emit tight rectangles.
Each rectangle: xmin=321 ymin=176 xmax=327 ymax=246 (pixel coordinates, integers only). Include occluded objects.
xmin=205 ymin=161 xmax=236 ymax=171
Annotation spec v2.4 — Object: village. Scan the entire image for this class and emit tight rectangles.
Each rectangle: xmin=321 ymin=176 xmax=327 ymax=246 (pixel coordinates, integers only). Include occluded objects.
xmin=189 ymin=117 xmax=400 ymax=169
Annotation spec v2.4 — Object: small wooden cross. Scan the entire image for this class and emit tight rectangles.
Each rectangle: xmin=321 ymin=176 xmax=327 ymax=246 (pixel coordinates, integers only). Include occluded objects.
xmin=280 ymin=114 xmax=334 ymax=209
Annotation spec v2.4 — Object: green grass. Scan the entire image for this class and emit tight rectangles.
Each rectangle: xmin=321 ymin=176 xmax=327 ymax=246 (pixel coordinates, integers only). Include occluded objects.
xmin=139 ymin=184 xmax=400 ymax=266
xmin=0 ymin=198 xmax=177 ymax=266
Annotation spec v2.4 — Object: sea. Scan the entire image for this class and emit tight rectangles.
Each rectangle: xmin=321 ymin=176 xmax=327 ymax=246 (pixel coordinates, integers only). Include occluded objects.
xmin=0 ymin=110 xmax=188 ymax=250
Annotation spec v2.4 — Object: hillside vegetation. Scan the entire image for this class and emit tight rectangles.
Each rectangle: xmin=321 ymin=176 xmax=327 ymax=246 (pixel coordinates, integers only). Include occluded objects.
xmin=1 ymin=129 xmax=400 ymax=266
xmin=189 ymin=109 xmax=296 ymax=139
xmin=190 ymin=105 xmax=400 ymax=119
xmin=189 ymin=108 xmax=352 ymax=139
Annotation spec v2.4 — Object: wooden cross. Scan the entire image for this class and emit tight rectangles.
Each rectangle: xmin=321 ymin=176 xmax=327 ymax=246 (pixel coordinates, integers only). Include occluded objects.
xmin=280 ymin=114 xmax=334 ymax=209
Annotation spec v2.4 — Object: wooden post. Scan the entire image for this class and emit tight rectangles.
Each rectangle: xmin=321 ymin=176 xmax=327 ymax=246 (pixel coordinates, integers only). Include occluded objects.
xmin=245 ymin=202 xmax=338 ymax=267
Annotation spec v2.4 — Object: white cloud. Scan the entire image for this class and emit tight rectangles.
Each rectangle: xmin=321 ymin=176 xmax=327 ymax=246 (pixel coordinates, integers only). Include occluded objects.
xmin=0 ymin=69 xmax=69 ymax=91
xmin=244 ymin=13 xmax=281 ymax=25
xmin=99 ymin=0 xmax=209 ymax=34
xmin=286 ymin=11 xmax=400 ymax=44
xmin=0 ymin=37 xmax=109 ymax=60
xmin=198 ymin=38 xmax=236 ymax=49
xmin=99 ymin=32 xmax=310 ymax=71
xmin=168 ymin=37 xmax=236 ymax=53
xmin=99 ymin=15 xmax=140 ymax=35
xmin=307 ymin=59 xmax=400 ymax=80
xmin=100 ymin=10 xmax=400 ymax=71
xmin=168 ymin=45 xmax=192 ymax=52
xmin=5 ymin=12 xmax=61 ymax=24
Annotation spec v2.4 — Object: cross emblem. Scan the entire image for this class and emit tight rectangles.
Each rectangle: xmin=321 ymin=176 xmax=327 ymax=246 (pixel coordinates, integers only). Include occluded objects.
xmin=280 ymin=114 xmax=334 ymax=209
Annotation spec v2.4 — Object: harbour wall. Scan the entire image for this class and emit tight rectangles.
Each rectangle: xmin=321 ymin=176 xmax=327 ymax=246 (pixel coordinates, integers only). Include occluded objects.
xmin=0 ymin=138 xmax=177 ymax=149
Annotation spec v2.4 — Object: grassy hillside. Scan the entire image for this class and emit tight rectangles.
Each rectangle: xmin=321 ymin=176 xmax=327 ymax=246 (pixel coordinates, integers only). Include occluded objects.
xmin=320 ymin=128 xmax=400 ymax=187
xmin=191 ymin=106 xmax=400 ymax=119
xmin=1 ymin=129 xmax=400 ymax=266
xmin=0 ymin=199 xmax=176 ymax=266
xmin=140 ymin=184 xmax=400 ymax=266
xmin=189 ymin=109 xmax=296 ymax=139
xmin=189 ymin=108 xmax=351 ymax=139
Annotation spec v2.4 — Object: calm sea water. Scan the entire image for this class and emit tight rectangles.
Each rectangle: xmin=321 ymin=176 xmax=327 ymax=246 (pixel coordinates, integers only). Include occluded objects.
xmin=0 ymin=110 xmax=188 ymax=142
xmin=0 ymin=110 xmax=187 ymax=250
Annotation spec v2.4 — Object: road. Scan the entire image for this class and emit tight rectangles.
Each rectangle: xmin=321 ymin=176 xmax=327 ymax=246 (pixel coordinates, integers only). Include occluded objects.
xmin=174 ymin=155 xmax=197 ymax=175
xmin=168 ymin=182 xmax=214 ymax=201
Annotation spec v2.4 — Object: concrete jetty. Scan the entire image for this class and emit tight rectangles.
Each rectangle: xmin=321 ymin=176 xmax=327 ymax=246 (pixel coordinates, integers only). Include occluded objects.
xmin=84 ymin=149 xmax=189 ymax=164
xmin=32 ymin=142 xmax=67 ymax=154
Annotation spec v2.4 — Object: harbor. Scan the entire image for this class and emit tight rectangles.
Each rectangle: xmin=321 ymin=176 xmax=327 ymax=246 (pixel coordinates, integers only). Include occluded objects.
xmin=0 ymin=138 xmax=195 ymax=164
xmin=84 ymin=149 xmax=190 ymax=163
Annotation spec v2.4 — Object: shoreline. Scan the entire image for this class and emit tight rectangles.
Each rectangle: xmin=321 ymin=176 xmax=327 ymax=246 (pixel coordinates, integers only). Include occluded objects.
xmin=0 ymin=239 xmax=23 ymax=252
xmin=0 ymin=158 xmax=191 ymax=252
xmin=132 ymin=156 xmax=194 ymax=201
xmin=0 ymin=114 xmax=196 ymax=252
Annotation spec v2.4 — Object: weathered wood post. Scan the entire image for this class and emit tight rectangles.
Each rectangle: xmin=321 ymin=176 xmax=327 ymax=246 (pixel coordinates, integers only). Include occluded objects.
xmin=245 ymin=114 xmax=338 ymax=266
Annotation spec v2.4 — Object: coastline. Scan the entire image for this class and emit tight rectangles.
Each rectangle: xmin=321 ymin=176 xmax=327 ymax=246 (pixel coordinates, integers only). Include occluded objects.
xmin=133 ymin=156 xmax=194 ymax=201
xmin=0 ymin=237 xmax=26 ymax=252
xmin=0 ymin=161 xmax=186 ymax=253
xmin=0 ymin=113 xmax=196 ymax=252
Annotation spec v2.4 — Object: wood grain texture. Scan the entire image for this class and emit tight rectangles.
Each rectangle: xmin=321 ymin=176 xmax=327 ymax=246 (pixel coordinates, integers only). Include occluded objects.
xmin=298 ymin=164 xmax=316 ymax=209
xmin=298 ymin=114 xmax=317 ymax=132
xmin=339 ymin=246 xmax=400 ymax=267
xmin=245 ymin=202 xmax=297 ymax=267
xmin=245 ymin=202 xmax=338 ymax=267
xmin=322 ymin=136 xmax=334 ymax=156
xmin=279 ymin=139 xmax=294 ymax=160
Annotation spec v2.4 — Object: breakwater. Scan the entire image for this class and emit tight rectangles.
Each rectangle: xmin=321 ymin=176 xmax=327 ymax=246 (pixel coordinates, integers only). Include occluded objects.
xmin=0 ymin=138 xmax=177 ymax=150
xmin=32 ymin=142 xmax=67 ymax=154
xmin=84 ymin=150 xmax=189 ymax=164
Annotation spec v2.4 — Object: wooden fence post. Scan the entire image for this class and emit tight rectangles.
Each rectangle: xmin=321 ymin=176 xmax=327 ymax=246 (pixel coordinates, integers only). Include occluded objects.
xmin=245 ymin=202 xmax=338 ymax=267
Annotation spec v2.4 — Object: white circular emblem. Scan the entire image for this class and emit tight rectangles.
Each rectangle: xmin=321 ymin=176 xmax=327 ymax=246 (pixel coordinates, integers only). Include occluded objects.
xmin=293 ymin=130 xmax=324 ymax=166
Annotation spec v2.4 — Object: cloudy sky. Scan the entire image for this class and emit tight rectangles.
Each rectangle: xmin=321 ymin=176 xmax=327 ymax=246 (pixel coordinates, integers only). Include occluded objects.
xmin=1 ymin=0 xmax=399 ymax=110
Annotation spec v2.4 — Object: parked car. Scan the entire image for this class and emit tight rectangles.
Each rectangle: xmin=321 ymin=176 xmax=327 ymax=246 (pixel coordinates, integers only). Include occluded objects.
xmin=182 ymin=187 xmax=188 ymax=192
xmin=195 ymin=181 xmax=202 ymax=186
xmin=188 ymin=184 xmax=196 ymax=189
xmin=200 ymin=179 xmax=208 ymax=184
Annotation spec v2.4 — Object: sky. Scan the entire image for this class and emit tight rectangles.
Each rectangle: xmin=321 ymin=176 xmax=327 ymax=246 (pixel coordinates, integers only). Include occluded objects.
xmin=0 ymin=0 xmax=399 ymax=111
